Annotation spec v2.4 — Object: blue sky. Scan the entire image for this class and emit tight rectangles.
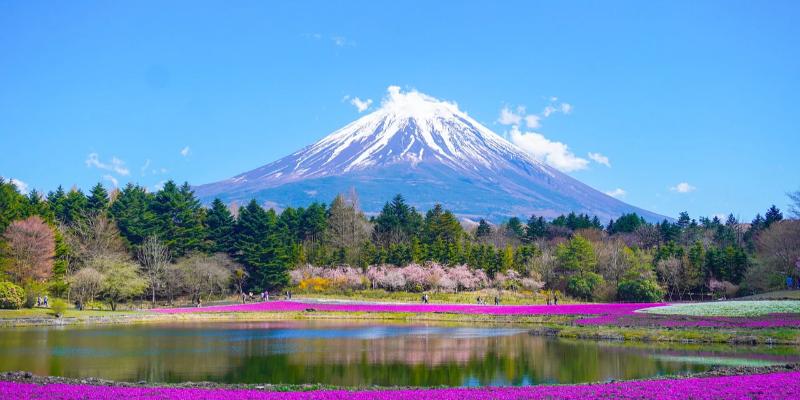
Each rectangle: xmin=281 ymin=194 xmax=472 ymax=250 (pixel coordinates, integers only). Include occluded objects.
xmin=1 ymin=0 xmax=798 ymax=221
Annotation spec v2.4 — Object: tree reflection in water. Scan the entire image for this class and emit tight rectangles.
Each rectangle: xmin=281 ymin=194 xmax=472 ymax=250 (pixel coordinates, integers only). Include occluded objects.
xmin=0 ymin=320 xmax=798 ymax=386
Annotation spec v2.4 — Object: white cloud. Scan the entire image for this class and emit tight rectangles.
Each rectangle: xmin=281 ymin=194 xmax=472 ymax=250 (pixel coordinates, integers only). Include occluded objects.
xmin=102 ymin=174 xmax=118 ymax=187
xmin=588 ymin=152 xmax=611 ymax=167
xmin=153 ymin=180 xmax=167 ymax=192
xmin=605 ymin=188 xmax=626 ymax=198
xmin=524 ymin=114 xmax=541 ymax=129
xmin=140 ymin=159 xmax=151 ymax=176
xmin=350 ymin=97 xmax=373 ymax=113
xmin=6 ymin=178 xmax=29 ymax=194
xmin=670 ymin=182 xmax=696 ymax=193
xmin=85 ymin=153 xmax=130 ymax=176
xmin=542 ymin=105 xmax=557 ymax=117
xmin=498 ymin=106 xmax=523 ymax=125
xmin=180 ymin=146 xmax=190 ymax=157
xmin=560 ymin=103 xmax=573 ymax=114
xmin=331 ymin=36 xmax=355 ymax=47
xmin=509 ymin=126 xmax=589 ymax=172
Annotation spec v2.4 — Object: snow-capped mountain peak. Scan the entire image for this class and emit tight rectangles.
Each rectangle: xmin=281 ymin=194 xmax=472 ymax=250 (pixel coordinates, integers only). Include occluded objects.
xmin=195 ymin=87 xmax=665 ymax=222
xmin=238 ymin=87 xmax=549 ymax=185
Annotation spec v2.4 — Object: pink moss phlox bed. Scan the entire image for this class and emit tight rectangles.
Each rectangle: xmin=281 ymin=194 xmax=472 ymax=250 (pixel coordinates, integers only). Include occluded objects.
xmin=2 ymin=371 xmax=798 ymax=399
xmin=152 ymin=301 xmax=665 ymax=316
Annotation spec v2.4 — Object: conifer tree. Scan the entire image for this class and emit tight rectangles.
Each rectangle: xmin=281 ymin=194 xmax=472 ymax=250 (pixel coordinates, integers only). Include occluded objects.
xmin=206 ymin=198 xmax=235 ymax=254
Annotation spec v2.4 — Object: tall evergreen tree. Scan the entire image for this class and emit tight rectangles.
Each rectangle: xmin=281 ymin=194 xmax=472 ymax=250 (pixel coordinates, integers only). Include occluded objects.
xmin=0 ymin=178 xmax=30 ymax=231
xmin=149 ymin=181 xmax=206 ymax=257
xmin=87 ymin=182 xmax=110 ymax=214
xmin=109 ymin=183 xmax=156 ymax=247
xmin=234 ymin=200 xmax=290 ymax=291
xmin=206 ymin=198 xmax=235 ymax=254
xmin=475 ymin=219 xmax=492 ymax=240
xmin=764 ymin=205 xmax=783 ymax=227
xmin=524 ymin=215 xmax=547 ymax=242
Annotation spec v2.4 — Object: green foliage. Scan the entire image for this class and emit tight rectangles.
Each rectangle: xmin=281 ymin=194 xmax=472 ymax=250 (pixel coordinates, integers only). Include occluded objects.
xmin=0 ymin=281 xmax=25 ymax=309
xmin=607 ymin=213 xmax=645 ymax=234
xmin=98 ymin=258 xmax=147 ymax=311
xmin=373 ymin=194 xmax=423 ymax=246
xmin=0 ymin=178 xmax=30 ymax=232
xmin=50 ymin=298 xmax=67 ymax=318
xmin=234 ymin=200 xmax=290 ymax=291
xmin=567 ymin=272 xmax=604 ymax=300
xmin=555 ymin=235 xmax=597 ymax=274
xmin=206 ymin=198 xmax=235 ymax=254
xmin=86 ymin=182 xmax=109 ymax=214
xmin=617 ymin=279 xmax=664 ymax=302
xmin=149 ymin=181 xmax=207 ymax=257
xmin=109 ymin=184 xmax=155 ymax=247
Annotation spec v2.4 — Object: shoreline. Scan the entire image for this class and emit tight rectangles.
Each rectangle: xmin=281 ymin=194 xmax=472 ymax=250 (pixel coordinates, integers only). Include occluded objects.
xmin=1 ymin=365 xmax=798 ymax=399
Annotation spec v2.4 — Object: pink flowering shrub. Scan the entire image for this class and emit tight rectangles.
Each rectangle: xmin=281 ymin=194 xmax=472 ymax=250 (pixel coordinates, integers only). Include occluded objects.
xmin=2 ymin=371 xmax=799 ymax=399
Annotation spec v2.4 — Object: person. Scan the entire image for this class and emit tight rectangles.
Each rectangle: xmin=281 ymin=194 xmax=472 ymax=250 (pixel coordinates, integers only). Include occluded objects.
xmin=494 ymin=296 xmax=500 ymax=305
xmin=424 ymin=294 xmax=429 ymax=304
xmin=43 ymin=295 xmax=49 ymax=307
xmin=546 ymin=297 xmax=551 ymax=306
xmin=553 ymin=295 xmax=559 ymax=305
xmin=196 ymin=298 xmax=202 ymax=308
xmin=248 ymin=291 xmax=254 ymax=302
xmin=264 ymin=291 xmax=269 ymax=301
xmin=476 ymin=296 xmax=482 ymax=305
xmin=241 ymin=292 xmax=247 ymax=304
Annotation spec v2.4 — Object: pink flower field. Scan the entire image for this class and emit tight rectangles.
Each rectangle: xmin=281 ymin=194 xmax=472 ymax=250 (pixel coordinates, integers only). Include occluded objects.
xmin=152 ymin=300 xmax=664 ymax=317
xmin=2 ymin=371 xmax=798 ymax=399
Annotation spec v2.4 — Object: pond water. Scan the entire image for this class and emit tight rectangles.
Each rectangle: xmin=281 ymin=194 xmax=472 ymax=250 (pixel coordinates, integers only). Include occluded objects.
xmin=0 ymin=320 xmax=798 ymax=387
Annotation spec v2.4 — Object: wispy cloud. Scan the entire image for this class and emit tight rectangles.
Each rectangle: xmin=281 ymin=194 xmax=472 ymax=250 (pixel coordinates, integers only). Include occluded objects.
xmin=605 ymin=188 xmax=626 ymax=198
xmin=102 ymin=174 xmax=118 ymax=187
xmin=670 ymin=182 xmax=696 ymax=193
xmin=3 ymin=177 xmax=29 ymax=194
xmin=350 ymin=97 xmax=373 ymax=113
xmin=306 ymin=33 xmax=355 ymax=47
xmin=180 ymin=146 xmax=190 ymax=157
xmin=85 ymin=153 xmax=130 ymax=176
xmin=140 ymin=159 xmax=151 ymax=176
xmin=588 ymin=152 xmax=611 ymax=167
xmin=509 ymin=126 xmax=589 ymax=172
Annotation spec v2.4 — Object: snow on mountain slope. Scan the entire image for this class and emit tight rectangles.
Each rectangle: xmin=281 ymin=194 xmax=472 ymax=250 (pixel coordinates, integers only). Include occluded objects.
xmin=194 ymin=87 xmax=666 ymax=222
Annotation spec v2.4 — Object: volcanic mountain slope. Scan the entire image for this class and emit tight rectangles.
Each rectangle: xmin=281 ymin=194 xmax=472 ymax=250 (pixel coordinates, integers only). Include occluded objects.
xmin=195 ymin=87 xmax=665 ymax=222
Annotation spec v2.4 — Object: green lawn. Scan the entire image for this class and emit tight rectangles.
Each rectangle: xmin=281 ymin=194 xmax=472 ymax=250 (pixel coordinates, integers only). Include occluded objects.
xmin=640 ymin=300 xmax=800 ymax=317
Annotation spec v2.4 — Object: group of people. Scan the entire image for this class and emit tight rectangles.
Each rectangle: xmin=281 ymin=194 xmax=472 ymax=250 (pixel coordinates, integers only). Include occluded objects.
xmin=546 ymin=295 xmax=559 ymax=305
xmin=240 ymin=290 xmax=292 ymax=304
xmin=474 ymin=296 xmax=501 ymax=305
xmin=36 ymin=295 xmax=49 ymax=307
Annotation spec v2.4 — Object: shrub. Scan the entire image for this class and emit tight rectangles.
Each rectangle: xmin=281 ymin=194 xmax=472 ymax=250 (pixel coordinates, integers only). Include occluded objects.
xmin=50 ymin=298 xmax=67 ymax=318
xmin=567 ymin=272 xmax=604 ymax=301
xmin=0 ymin=281 xmax=25 ymax=309
xmin=299 ymin=277 xmax=331 ymax=292
xmin=617 ymin=279 xmax=664 ymax=302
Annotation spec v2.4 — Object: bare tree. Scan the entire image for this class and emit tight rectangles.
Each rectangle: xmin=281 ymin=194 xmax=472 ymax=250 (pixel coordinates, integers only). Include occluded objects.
xmin=176 ymin=253 xmax=233 ymax=305
xmin=65 ymin=212 xmax=126 ymax=272
xmin=68 ymin=267 xmax=103 ymax=310
xmin=326 ymin=193 xmax=371 ymax=264
xmin=656 ymin=257 xmax=682 ymax=301
xmin=756 ymin=220 xmax=800 ymax=279
xmin=137 ymin=235 xmax=171 ymax=305
xmin=789 ymin=189 xmax=800 ymax=220
xmin=1 ymin=216 xmax=55 ymax=284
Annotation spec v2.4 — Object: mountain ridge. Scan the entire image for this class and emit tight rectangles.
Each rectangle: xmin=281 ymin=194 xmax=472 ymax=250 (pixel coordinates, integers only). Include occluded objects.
xmin=195 ymin=87 xmax=667 ymax=223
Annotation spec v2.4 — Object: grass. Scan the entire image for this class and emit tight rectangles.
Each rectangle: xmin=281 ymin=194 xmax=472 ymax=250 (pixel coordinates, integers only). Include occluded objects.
xmin=640 ymin=300 xmax=800 ymax=317
xmin=537 ymin=324 xmax=800 ymax=345
xmin=293 ymin=288 xmax=571 ymax=305
xmin=740 ymin=290 xmax=800 ymax=301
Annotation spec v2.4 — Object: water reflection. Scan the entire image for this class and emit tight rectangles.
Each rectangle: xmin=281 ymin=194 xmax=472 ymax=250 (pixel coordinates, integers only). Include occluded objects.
xmin=0 ymin=320 xmax=797 ymax=386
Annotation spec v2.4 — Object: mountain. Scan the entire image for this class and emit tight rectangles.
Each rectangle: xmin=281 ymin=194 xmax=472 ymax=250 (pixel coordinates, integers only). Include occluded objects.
xmin=195 ymin=87 xmax=666 ymax=222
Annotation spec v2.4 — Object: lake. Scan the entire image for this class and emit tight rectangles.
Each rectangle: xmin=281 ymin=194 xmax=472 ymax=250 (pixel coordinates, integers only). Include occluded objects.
xmin=0 ymin=320 xmax=797 ymax=387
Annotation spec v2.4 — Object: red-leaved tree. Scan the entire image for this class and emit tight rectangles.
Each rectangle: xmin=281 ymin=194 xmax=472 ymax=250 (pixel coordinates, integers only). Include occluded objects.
xmin=2 ymin=216 xmax=55 ymax=284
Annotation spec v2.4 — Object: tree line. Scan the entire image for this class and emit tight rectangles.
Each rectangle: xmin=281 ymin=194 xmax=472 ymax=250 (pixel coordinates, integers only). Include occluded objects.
xmin=1 ymin=177 xmax=799 ymax=308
